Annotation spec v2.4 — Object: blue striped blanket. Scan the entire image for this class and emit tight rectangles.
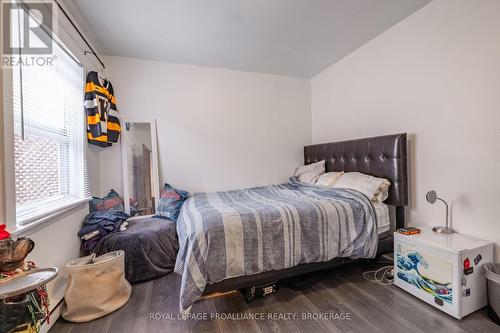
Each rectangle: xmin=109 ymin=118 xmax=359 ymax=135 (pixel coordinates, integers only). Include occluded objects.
xmin=174 ymin=181 xmax=378 ymax=313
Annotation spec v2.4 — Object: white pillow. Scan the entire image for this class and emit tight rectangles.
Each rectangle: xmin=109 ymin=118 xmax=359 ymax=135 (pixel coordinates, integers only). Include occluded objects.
xmin=332 ymin=172 xmax=391 ymax=203
xmin=294 ymin=160 xmax=325 ymax=184
xmin=377 ymin=185 xmax=390 ymax=203
xmin=315 ymin=172 xmax=344 ymax=187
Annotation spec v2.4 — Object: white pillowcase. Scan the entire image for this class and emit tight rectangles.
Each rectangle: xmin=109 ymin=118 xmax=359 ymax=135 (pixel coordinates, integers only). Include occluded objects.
xmin=331 ymin=172 xmax=391 ymax=203
xmin=294 ymin=160 xmax=325 ymax=184
xmin=315 ymin=172 xmax=344 ymax=187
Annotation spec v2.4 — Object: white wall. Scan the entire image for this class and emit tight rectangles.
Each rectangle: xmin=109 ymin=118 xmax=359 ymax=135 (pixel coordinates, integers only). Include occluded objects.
xmin=311 ymin=0 xmax=500 ymax=259
xmin=94 ymin=56 xmax=311 ymax=196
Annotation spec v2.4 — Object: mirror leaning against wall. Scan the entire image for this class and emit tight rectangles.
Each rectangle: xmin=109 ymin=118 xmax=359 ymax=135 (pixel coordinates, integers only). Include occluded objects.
xmin=120 ymin=118 xmax=160 ymax=219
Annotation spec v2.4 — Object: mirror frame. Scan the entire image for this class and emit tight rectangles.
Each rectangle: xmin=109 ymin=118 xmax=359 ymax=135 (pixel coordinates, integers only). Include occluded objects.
xmin=120 ymin=117 xmax=160 ymax=220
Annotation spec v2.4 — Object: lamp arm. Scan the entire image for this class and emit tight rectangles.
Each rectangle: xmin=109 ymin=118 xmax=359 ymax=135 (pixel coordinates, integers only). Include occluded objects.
xmin=436 ymin=197 xmax=449 ymax=228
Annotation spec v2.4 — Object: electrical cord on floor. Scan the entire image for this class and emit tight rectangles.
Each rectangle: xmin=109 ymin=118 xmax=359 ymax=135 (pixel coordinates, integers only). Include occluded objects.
xmin=362 ymin=265 xmax=394 ymax=286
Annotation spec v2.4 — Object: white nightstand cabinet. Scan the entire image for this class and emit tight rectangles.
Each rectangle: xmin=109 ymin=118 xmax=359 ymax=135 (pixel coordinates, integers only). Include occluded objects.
xmin=394 ymin=227 xmax=493 ymax=319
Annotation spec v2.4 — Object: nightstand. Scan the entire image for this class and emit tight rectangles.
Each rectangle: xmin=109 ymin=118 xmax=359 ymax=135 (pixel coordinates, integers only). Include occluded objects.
xmin=394 ymin=226 xmax=493 ymax=319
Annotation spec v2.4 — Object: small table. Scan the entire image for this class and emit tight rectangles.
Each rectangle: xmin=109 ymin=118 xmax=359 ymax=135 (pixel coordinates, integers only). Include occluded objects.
xmin=0 ymin=267 xmax=58 ymax=299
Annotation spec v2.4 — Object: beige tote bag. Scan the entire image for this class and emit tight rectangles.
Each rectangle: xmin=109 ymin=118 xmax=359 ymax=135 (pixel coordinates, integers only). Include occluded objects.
xmin=62 ymin=250 xmax=131 ymax=322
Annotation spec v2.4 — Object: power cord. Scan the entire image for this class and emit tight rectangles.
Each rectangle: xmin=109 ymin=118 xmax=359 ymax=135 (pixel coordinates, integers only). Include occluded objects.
xmin=362 ymin=265 xmax=394 ymax=286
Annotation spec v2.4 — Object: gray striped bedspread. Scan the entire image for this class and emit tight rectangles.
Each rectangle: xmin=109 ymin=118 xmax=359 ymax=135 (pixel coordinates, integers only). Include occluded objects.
xmin=174 ymin=180 xmax=378 ymax=313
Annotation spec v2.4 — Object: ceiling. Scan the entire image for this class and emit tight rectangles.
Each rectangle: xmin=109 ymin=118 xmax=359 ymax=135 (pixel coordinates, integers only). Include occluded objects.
xmin=71 ymin=0 xmax=431 ymax=78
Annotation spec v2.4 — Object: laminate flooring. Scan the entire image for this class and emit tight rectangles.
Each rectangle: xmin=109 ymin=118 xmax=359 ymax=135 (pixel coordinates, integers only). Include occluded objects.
xmin=50 ymin=261 xmax=500 ymax=333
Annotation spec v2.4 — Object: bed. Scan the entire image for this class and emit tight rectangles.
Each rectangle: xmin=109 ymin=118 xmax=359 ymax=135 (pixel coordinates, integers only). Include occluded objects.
xmin=175 ymin=133 xmax=408 ymax=313
xmin=91 ymin=217 xmax=178 ymax=283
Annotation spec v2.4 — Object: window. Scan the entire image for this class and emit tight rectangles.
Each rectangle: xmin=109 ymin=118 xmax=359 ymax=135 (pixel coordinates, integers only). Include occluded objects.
xmin=11 ymin=13 xmax=89 ymax=225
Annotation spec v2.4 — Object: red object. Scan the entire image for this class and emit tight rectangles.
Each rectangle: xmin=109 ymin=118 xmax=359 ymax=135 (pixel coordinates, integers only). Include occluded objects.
xmin=0 ymin=224 xmax=10 ymax=240
xmin=397 ymin=227 xmax=421 ymax=235
xmin=464 ymin=258 xmax=471 ymax=270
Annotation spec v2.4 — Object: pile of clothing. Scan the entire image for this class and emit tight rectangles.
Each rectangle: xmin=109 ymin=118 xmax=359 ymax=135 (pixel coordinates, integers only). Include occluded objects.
xmin=78 ymin=211 xmax=129 ymax=252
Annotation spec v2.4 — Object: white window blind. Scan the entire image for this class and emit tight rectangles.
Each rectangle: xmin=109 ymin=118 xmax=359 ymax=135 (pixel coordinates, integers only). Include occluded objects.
xmin=12 ymin=12 xmax=90 ymax=226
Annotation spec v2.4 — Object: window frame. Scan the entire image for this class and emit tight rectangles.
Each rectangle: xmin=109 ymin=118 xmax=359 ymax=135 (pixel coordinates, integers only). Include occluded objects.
xmin=2 ymin=3 xmax=93 ymax=235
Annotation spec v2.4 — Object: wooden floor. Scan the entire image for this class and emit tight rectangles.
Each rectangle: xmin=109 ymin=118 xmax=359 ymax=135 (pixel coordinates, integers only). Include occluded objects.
xmin=50 ymin=261 xmax=499 ymax=333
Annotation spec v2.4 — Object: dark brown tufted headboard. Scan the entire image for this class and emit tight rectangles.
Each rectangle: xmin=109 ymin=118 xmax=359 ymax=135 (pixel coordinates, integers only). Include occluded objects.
xmin=304 ymin=133 xmax=408 ymax=207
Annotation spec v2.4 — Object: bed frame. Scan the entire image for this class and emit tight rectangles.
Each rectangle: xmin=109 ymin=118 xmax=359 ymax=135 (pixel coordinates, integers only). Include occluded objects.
xmin=204 ymin=133 xmax=408 ymax=294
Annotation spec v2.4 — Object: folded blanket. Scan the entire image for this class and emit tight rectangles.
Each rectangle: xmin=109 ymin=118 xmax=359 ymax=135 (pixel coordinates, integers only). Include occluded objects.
xmin=78 ymin=211 xmax=129 ymax=252
xmin=78 ymin=211 xmax=129 ymax=238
